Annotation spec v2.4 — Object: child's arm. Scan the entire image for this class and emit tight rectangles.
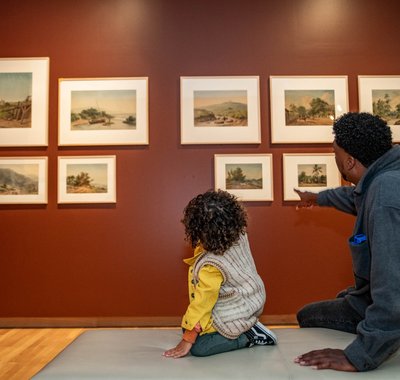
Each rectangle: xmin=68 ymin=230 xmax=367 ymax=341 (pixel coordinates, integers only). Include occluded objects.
xmin=163 ymin=338 xmax=193 ymax=358
xmin=163 ymin=265 xmax=223 ymax=358
xmin=163 ymin=323 xmax=201 ymax=358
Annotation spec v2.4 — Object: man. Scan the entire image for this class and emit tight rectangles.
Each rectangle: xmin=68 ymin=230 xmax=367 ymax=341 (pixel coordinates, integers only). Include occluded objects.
xmin=294 ymin=112 xmax=400 ymax=371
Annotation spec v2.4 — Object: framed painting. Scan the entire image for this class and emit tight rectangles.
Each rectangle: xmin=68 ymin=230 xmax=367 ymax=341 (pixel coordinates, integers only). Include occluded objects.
xmin=0 ymin=57 xmax=49 ymax=146
xmin=0 ymin=157 xmax=47 ymax=204
xmin=214 ymin=154 xmax=273 ymax=201
xmin=283 ymin=153 xmax=341 ymax=201
xmin=181 ymin=76 xmax=261 ymax=144
xmin=270 ymin=76 xmax=348 ymax=143
xmin=58 ymin=156 xmax=116 ymax=204
xmin=358 ymin=75 xmax=400 ymax=142
xmin=58 ymin=77 xmax=148 ymax=146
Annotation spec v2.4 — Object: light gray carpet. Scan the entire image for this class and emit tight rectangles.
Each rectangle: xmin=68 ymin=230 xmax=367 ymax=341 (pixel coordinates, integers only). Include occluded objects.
xmin=32 ymin=328 xmax=400 ymax=379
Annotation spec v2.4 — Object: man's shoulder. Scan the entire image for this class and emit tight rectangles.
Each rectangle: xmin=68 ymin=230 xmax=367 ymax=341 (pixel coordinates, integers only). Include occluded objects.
xmin=369 ymin=169 xmax=400 ymax=208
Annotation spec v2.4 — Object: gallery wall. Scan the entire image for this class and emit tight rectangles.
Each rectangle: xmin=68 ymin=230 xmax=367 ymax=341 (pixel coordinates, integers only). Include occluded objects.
xmin=1 ymin=0 xmax=399 ymax=326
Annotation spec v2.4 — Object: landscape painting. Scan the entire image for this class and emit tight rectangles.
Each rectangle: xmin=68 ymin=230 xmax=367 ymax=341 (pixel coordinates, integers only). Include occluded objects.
xmin=283 ymin=153 xmax=341 ymax=201
xmin=270 ymin=76 xmax=348 ymax=143
xmin=194 ymin=90 xmax=248 ymax=127
xmin=297 ymin=163 xmax=327 ymax=187
xmin=0 ymin=162 xmax=39 ymax=195
xmin=70 ymin=89 xmax=137 ymax=131
xmin=225 ymin=163 xmax=262 ymax=190
xmin=0 ymin=72 xmax=32 ymax=129
xmin=66 ymin=163 xmax=108 ymax=194
xmin=58 ymin=77 xmax=148 ymax=146
xmin=372 ymin=90 xmax=400 ymax=125
xmin=181 ymin=76 xmax=261 ymax=144
xmin=0 ymin=157 xmax=47 ymax=204
xmin=58 ymin=156 xmax=116 ymax=203
xmin=214 ymin=154 xmax=273 ymax=201
xmin=284 ymin=89 xmax=335 ymax=126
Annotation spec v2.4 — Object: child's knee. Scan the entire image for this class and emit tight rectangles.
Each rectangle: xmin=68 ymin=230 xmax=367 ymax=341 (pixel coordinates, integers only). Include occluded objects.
xmin=190 ymin=345 xmax=208 ymax=357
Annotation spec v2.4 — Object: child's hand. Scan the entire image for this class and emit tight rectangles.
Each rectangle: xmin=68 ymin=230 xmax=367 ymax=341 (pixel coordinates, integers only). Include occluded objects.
xmin=163 ymin=339 xmax=192 ymax=358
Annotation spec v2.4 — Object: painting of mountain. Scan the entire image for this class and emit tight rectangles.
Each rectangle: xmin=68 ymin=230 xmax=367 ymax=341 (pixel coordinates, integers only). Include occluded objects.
xmin=194 ymin=90 xmax=248 ymax=127
xmin=0 ymin=167 xmax=38 ymax=195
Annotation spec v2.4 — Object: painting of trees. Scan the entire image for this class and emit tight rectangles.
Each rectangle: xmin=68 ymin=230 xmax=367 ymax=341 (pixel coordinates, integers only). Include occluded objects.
xmin=66 ymin=166 xmax=107 ymax=194
xmin=285 ymin=90 xmax=335 ymax=126
xmin=372 ymin=90 xmax=400 ymax=125
xmin=297 ymin=163 xmax=327 ymax=187
xmin=225 ymin=164 xmax=262 ymax=189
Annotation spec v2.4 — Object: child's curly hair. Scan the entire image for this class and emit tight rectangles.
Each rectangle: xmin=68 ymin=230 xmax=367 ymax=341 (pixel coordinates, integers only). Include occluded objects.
xmin=182 ymin=189 xmax=247 ymax=255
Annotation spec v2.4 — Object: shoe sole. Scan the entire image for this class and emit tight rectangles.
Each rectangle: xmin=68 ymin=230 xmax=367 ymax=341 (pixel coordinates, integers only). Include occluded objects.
xmin=254 ymin=322 xmax=278 ymax=345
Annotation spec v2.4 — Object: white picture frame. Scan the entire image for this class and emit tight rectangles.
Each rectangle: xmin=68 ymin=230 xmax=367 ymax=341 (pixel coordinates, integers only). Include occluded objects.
xmin=358 ymin=75 xmax=400 ymax=142
xmin=283 ymin=153 xmax=341 ymax=201
xmin=181 ymin=76 xmax=261 ymax=144
xmin=59 ymin=77 xmax=148 ymax=146
xmin=214 ymin=154 xmax=273 ymax=201
xmin=58 ymin=156 xmax=116 ymax=204
xmin=270 ymin=76 xmax=349 ymax=143
xmin=0 ymin=157 xmax=47 ymax=204
xmin=0 ymin=57 xmax=49 ymax=146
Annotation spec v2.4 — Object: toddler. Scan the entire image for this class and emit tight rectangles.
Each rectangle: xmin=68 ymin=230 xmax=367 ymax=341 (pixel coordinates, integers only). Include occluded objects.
xmin=163 ymin=189 xmax=276 ymax=358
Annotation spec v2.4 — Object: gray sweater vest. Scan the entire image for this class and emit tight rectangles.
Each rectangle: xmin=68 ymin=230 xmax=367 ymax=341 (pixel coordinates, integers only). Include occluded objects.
xmin=193 ymin=233 xmax=266 ymax=339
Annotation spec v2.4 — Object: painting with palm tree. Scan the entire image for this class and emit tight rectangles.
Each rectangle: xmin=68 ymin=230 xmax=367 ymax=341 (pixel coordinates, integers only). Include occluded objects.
xmin=297 ymin=163 xmax=327 ymax=187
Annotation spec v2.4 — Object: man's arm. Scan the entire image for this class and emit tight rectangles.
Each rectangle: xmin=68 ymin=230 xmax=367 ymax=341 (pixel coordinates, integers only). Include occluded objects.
xmin=295 ymin=187 xmax=357 ymax=215
xmin=294 ymin=189 xmax=318 ymax=210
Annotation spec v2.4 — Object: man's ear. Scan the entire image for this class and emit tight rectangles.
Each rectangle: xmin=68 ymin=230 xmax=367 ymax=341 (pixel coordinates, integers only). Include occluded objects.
xmin=346 ymin=155 xmax=356 ymax=170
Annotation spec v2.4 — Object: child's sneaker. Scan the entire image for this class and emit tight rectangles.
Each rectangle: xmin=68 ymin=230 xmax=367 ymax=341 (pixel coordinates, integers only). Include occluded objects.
xmin=245 ymin=321 xmax=277 ymax=346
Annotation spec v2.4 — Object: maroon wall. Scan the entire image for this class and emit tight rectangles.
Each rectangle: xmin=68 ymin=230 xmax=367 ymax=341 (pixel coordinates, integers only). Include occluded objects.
xmin=1 ymin=0 xmax=399 ymax=323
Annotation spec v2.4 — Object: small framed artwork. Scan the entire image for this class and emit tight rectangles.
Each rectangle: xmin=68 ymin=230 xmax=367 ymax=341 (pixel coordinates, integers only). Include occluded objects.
xmin=270 ymin=76 xmax=348 ymax=143
xmin=283 ymin=153 xmax=341 ymax=201
xmin=0 ymin=57 xmax=49 ymax=146
xmin=181 ymin=76 xmax=261 ymax=144
xmin=0 ymin=157 xmax=47 ymax=204
xmin=214 ymin=154 xmax=273 ymax=201
xmin=58 ymin=156 xmax=116 ymax=204
xmin=58 ymin=77 xmax=148 ymax=146
xmin=358 ymin=75 xmax=400 ymax=142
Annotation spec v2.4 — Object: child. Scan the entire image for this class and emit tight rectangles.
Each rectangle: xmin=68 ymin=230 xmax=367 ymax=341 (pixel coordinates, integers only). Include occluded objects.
xmin=163 ymin=189 xmax=277 ymax=358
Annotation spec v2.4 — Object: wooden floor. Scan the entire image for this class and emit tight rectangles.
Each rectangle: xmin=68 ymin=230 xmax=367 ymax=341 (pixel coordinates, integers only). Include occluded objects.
xmin=0 ymin=328 xmax=85 ymax=380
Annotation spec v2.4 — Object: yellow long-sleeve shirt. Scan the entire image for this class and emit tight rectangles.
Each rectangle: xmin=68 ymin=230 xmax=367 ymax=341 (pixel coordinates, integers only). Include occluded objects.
xmin=181 ymin=246 xmax=223 ymax=335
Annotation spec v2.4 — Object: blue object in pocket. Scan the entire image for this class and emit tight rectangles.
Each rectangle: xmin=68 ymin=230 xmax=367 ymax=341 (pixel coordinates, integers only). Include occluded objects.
xmin=353 ymin=234 xmax=366 ymax=245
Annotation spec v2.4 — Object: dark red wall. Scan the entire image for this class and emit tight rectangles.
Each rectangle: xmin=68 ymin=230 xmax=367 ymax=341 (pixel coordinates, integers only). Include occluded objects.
xmin=1 ymin=0 xmax=399 ymax=321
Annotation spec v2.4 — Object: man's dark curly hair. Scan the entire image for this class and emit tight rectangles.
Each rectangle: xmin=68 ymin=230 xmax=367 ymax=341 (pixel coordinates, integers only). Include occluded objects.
xmin=182 ymin=189 xmax=247 ymax=255
xmin=333 ymin=112 xmax=392 ymax=167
